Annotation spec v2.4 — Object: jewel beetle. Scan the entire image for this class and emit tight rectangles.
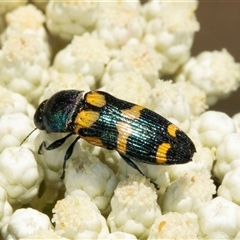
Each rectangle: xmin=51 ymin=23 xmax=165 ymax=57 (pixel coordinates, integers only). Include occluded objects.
xmin=33 ymin=90 xmax=196 ymax=187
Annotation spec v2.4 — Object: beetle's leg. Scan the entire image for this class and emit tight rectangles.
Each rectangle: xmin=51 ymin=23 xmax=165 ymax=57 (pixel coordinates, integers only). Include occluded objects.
xmin=120 ymin=153 xmax=145 ymax=175
xmin=119 ymin=153 xmax=159 ymax=190
xmin=38 ymin=142 xmax=46 ymax=154
xmin=38 ymin=133 xmax=73 ymax=154
xmin=61 ymin=136 xmax=80 ymax=180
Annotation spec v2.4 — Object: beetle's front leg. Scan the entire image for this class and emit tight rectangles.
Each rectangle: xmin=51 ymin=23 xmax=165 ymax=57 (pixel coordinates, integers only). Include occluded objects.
xmin=38 ymin=141 xmax=47 ymax=154
xmin=61 ymin=136 xmax=80 ymax=180
xmin=38 ymin=133 xmax=73 ymax=154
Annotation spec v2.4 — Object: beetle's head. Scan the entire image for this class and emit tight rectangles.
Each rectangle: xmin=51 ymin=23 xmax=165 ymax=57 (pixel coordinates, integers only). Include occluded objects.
xmin=34 ymin=90 xmax=84 ymax=132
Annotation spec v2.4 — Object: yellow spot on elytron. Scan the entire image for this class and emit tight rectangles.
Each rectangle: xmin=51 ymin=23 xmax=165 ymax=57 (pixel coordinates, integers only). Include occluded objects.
xmin=158 ymin=221 xmax=166 ymax=231
xmin=167 ymin=123 xmax=179 ymax=138
xmin=156 ymin=143 xmax=171 ymax=164
xmin=82 ymin=136 xmax=103 ymax=147
xmin=85 ymin=91 xmax=106 ymax=108
xmin=116 ymin=121 xmax=132 ymax=154
xmin=74 ymin=110 xmax=99 ymax=133
xmin=121 ymin=105 xmax=144 ymax=120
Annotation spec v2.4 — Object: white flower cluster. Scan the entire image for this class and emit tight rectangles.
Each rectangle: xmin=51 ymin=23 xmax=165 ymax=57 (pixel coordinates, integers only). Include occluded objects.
xmin=0 ymin=1 xmax=240 ymax=239
xmin=0 ymin=4 xmax=50 ymax=107
xmin=176 ymin=49 xmax=240 ymax=105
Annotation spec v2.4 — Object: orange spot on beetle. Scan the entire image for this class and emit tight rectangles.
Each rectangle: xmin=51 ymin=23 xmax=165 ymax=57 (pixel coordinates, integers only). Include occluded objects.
xmin=83 ymin=136 xmax=104 ymax=147
xmin=121 ymin=105 xmax=144 ymax=120
xmin=74 ymin=110 xmax=99 ymax=133
xmin=116 ymin=121 xmax=132 ymax=154
xmin=85 ymin=91 xmax=106 ymax=108
xmin=156 ymin=143 xmax=171 ymax=163
xmin=167 ymin=123 xmax=179 ymax=138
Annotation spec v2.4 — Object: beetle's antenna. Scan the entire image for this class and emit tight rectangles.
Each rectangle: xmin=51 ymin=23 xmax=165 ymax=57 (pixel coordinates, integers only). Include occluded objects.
xmin=20 ymin=128 xmax=37 ymax=146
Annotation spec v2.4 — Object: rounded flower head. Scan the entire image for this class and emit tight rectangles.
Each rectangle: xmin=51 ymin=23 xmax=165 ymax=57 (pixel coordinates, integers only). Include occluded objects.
xmin=0 ymin=33 xmax=50 ymax=106
xmin=101 ymin=42 xmax=162 ymax=86
xmin=46 ymin=0 xmax=99 ymax=40
xmin=2 ymin=208 xmax=52 ymax=240
xmin=107 ymin=175 xmax=161 ymax=239
xmin=0 ymin=147 xmax=43 ymax=205
xmin=218 ymin=166 xmax=240 ymax=205
xmin=71 ymin=34 xmax=109 ymax=64
xmin=121 ymin=43 xmax=162 ymax=84
xmin=176 ymin=49 xmax=240 ymax=105
xmin=213 ymin=133 xmax=240 ymax=181
xmin=161 ymin=171 xmax=216 ymax=214
xmin=2 ymin=4 xmax=47 ymax=43
xmin=94 ymin=2 xmax=145 ymax=49
xmin=53 ymin=190 xmax=109 ymax=239
xmin=0 ymin=86 xmax=35 ymax=118
xmin=196 ymin=110 xmax=236 ymax=148
xmin=53 ymin=34 xmax=110 ymax=88
xmin=198 ymin=197 xmax=240 ymax=239
xmin=142 ymin=1 xmax=199 ymax=75
xmin=0 ymin=113 xmax=37 ymax=152
xmin=148 ymin=212 xmax=198 ymax=239
xmin=64 ymin=147 xmax=117 ymax=215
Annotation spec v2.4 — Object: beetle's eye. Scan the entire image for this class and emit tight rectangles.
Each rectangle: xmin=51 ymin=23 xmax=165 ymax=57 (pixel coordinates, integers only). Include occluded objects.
xmin=34 ymin=100 xmax=47 ymax=130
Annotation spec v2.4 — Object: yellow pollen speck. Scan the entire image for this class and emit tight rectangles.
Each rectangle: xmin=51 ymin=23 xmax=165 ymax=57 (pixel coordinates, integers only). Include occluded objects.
xmin=158 ymin=221 xmax=166 ymax=231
